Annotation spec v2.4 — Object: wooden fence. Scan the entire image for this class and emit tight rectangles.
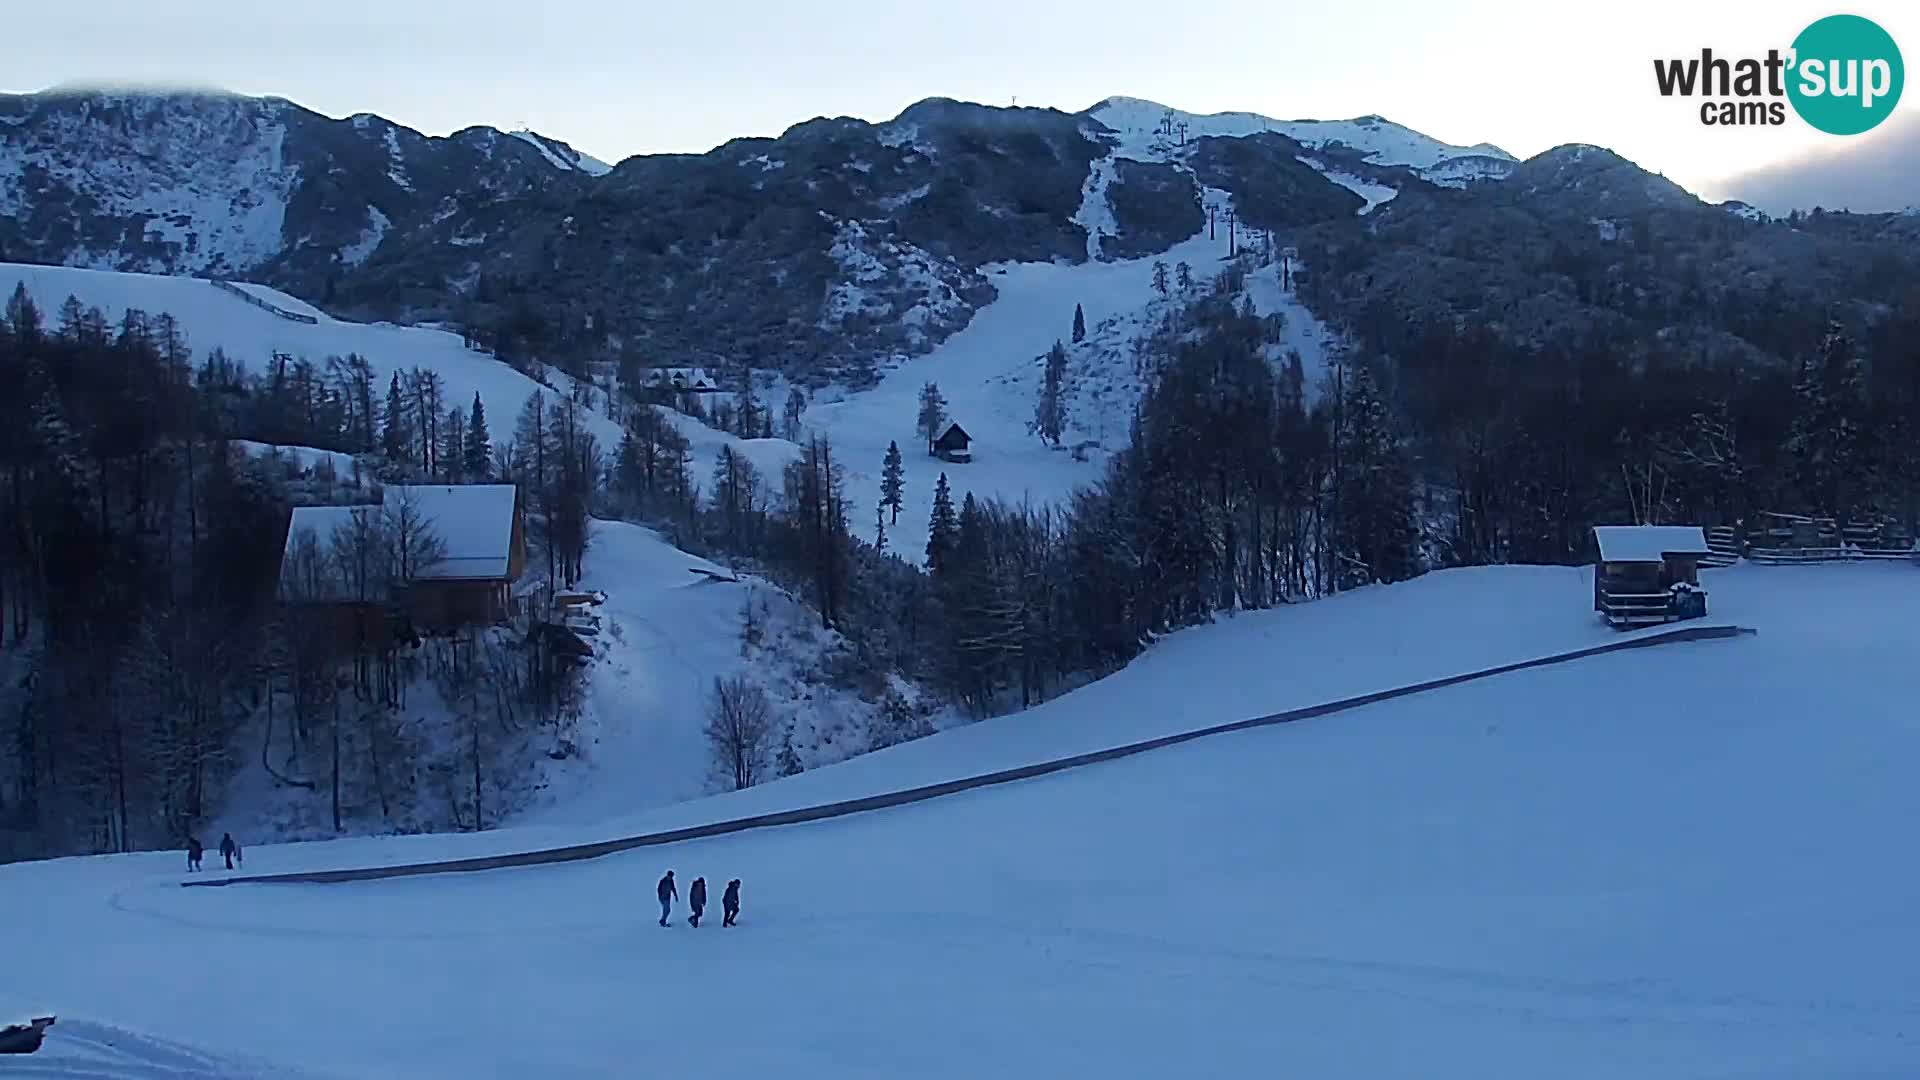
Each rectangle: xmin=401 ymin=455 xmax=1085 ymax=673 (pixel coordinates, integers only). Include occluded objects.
xmin=209 ymin=279 xmax=319 ymax=324
xmin=1746 ymin=547 xmax=1916 ymax=565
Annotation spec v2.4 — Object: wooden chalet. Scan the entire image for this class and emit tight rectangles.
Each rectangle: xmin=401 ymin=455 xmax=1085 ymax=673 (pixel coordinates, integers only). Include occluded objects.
xmin=933 ymin=422 xmax=972 ymax=463
xmin=644 ymin=367 xmax=723 ymax=394
xmin=404 ymin=485 xmax=528 ymax=628
xmin=278 ymin=485 xmax=527 ymax=648
xmin=1592 ymin=525 xmax=1712 ymax=629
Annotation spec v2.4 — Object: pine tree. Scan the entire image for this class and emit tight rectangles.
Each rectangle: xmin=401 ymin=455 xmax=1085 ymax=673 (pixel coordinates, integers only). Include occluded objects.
xmin=1072 ymin=303 xmax=1086 ymax=344
xmin=6 ymin=282 xmax=42 ymax=346
xmin=776 ymin=726 xmax=805 ymax=777
xmin=1034 ymin=340 xmax=1068 ymax=446
xmin=880 ymin=440 xmax=905 ymax=524
xmin=465 ymin=393 xmax=492 ymax=480
xmin=875 ymin=502 xmax=888 ymax=555
xmin=441 ymin=407 xmax=466 ymax=483
xmin=1175 ymin=261 xmax=1193 ymax=293
xmin=1332 ymin=364 xmax=1421 ymax=588
xmin=917 ymin=382 xmax=948 ymax=455
xmin=381 ymin=373 xmax=412 ymax=463
xmin=1151 ymin=261 xmax=1170 ymax=297
xmin=926 ymin=472 xmax=957 ymax=572
xmin=1786 ymin=325 xmax=1870 ymax=517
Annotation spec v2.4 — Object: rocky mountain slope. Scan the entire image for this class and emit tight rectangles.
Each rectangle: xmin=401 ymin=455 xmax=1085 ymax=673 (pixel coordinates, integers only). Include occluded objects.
xmin=0 ymin=89 xmax=1425 ymax=385
xmin=5 ymin=86 xmax=1916 ymax=390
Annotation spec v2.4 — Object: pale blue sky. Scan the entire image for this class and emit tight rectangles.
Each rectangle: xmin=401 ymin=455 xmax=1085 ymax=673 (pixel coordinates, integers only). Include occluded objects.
xmin=10 ymin=0 xmax=1916 ymax=209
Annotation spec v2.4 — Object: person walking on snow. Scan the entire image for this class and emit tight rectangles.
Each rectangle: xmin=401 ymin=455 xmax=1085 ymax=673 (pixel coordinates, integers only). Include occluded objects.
xmin=186 ymin=837 xmax=204 ymax=872
xmin=219 ymin=833 xmax=239 ymax=871
xmin=722 ymin=879 xmax=741 ymax=927
xmin=688 ymin=876 xmax=707 ymax=927
xmin=656 ymin=870 xmax=677 ymax=927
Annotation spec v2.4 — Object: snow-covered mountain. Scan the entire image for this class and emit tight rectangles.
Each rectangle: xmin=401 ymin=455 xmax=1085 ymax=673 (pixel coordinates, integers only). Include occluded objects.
xmin=0 ymin=89 xmax=607 ymax=280
xmin=507 ymin=128 xmax=614 ymax=176
xmin=1085 ymin=95 xmax=1516 ymax=177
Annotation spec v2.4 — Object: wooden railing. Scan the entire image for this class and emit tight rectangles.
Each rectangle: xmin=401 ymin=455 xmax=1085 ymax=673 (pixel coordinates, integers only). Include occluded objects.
xmin=1747 ymin=546 xmax=1915 ymax=565
xmin=1598 ymin=591 xmax=1679 ymax=628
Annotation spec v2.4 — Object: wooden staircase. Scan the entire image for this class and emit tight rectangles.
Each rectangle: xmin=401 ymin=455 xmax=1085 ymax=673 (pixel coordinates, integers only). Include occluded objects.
xmin=1702 ymin=525 xmax=1740 ymax=568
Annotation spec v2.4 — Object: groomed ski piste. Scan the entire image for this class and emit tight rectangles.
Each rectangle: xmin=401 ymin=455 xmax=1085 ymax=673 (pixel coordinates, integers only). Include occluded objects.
xmin=6 ymin=560 xmax=1919 ymax=1078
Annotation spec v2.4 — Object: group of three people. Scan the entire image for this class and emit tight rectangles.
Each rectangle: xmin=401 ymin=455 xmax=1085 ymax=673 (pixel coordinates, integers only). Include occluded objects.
xmin=657 ymin=869 xmax=739 ymax=928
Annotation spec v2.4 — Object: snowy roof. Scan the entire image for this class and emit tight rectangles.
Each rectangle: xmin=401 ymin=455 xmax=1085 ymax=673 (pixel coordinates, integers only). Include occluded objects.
xmin=279 ymin=485 xmax=520 ymax=595
xmin=396 ymin=485 xmax=520 ymax=580
xmin=646 ymin=367 xmax=720 ymax=390
xmin=1592 ymin=526 xmax=1712 ymax=563
xmin=280 ymin=504 xmax=383 ymax=601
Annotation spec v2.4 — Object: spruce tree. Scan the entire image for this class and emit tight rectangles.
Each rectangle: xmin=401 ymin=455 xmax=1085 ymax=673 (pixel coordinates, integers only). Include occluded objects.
xmin=382 ymin=373 xmax=412 ymax=463
xmin=465 ymin=393 xmax=492 ymax=480
xmin=1035 ymin=340 xmax=1068 ymax=446
xmin=926 ymin=472 xmax=957 ymax=572
xmin=1151 ymin=261 xmax=1170 ymax=297
xmin=1787 ymin=322 xmax=1866 ymax=516
xmin=880 ymin=440 xmax=905 ymax=524
xmin=776 ymin=726 xmax=804 ymax=777
xmin=1072 ymin=303 xmax=1086 ymax=344
xmin=441 ymin=407 xmax=466 ymax=483
xmin=1332 ymin=364 xmax=1421 ymax=588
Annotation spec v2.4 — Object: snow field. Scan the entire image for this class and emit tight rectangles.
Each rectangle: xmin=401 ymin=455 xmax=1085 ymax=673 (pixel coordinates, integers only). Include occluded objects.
xmin=6 ymin=562 xmax=1916 ymax=1077
xmin=1 ymin=262 xmax=623 ymax=455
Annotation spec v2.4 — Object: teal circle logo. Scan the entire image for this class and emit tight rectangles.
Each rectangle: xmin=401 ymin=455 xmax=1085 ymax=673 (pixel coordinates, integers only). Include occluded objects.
xmin=1787 ymin=14 xmax=1904 ymax=135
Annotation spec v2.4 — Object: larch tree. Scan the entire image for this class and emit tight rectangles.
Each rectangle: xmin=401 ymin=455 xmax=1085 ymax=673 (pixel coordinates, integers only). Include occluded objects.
xmin=917 ymin=382 xmax=948 ymax=455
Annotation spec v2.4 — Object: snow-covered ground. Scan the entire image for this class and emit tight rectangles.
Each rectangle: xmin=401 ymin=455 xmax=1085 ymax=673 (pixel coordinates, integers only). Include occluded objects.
xmin=521 ymin=519 xmax=892 ymax=828
xmin=5 ymin=562 xmax=1917 ymax=1077
xmin=803 ymin=212 xmax=1344 ymax=555
xmin=0 ymin=262 xmax=622 ymax=453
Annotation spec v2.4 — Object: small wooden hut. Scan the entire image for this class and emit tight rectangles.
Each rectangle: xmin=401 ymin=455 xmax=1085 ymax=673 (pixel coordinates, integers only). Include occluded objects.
xmin=1592 ymin=525 xmax=1713 ymax=629
xmin=934 ymin=422 xmax=972 ymax=463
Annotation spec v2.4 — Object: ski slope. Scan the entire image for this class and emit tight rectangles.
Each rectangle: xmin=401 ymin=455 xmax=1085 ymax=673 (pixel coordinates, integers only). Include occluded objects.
xmin=0 ymin=262 xmax=622 ymax=452
xmin=5 ymin=562 xmax=1917 ymax=1077
xmin=520 ymin=519 xmax=887 ymax=828
xmin=805 ymin=216 xmax=1341 ymax=556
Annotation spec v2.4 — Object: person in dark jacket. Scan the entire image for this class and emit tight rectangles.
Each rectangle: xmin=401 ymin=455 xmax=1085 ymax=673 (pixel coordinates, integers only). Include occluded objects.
xmin=722 ymin=879 xmax=741 ymax=927
xmin=186 ymin=837 xmax=203 ymax=872
xmin=219 ymin=833 xmax=239 ymax=871
xmin=688 ymin=876 xmax=707 ymax=927
xmin=656 ymin=870 xmax=677 ymax=927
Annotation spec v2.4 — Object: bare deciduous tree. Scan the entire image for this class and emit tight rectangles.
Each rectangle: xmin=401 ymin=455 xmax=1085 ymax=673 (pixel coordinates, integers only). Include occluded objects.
xmin=705 ymin=674 xmax=773 ymax=791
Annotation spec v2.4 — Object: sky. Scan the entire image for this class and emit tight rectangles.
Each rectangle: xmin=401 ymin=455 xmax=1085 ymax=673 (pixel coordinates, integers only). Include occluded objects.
xmin=8 ymin=0 xmax=1916 ymax=212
